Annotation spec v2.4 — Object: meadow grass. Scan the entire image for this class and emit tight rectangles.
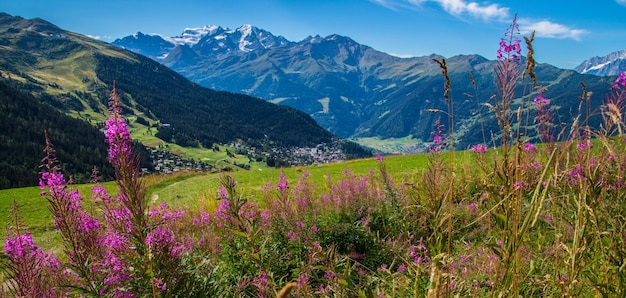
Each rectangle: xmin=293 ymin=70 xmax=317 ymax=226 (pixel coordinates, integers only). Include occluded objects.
xmin=0 ymin=153 xmax=431 ymax=241
xmin=3 ymin=17 xmax=626 ymax=297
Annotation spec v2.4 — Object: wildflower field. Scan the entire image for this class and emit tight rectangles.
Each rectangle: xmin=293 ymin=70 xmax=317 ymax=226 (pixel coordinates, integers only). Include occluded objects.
xmin=2 ymin=17 xmax=626 ymax=297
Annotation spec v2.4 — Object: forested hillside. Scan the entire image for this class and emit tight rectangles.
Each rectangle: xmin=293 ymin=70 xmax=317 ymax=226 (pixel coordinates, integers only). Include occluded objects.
xmin=0 ymin=79 xmax=114 ymax=189
xmin=94 ymin=53 xmax=335 ymax=148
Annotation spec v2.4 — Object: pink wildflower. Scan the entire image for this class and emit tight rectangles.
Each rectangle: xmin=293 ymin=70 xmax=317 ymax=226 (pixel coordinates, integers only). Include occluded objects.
xmin=217 ymin=185 xmax=228 ymax=199
xmin=613 ymin=71 xmax=626 ymax=89
xmin=277 ymin=172 xmax=289 ymax=191
xmin=471 ymin=144 xmax=488 ymax=153
xmin=524 ymin=143 xmax=537 ymax=153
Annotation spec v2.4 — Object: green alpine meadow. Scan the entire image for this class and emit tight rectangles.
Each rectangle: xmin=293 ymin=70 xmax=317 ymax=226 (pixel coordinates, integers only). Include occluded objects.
xmin=1 ymin=10 xmax=625 ymax=298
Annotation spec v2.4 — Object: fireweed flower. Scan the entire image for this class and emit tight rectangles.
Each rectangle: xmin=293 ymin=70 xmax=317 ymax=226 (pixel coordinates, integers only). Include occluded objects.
xmin=252 ymin=271 xmax=270 ymax=294
xmin=429 ymin=117 xmax=447 ymax=152
xmin=277 ymin=172 xmax=289 ymax=191
xmin=576 ymin=140 xmax=593 ymax=151
xmin=523 ymin=143 xmax=537 ymax=153
xmin=297 ymin=273 xmax=309 ymax=288
xmin=471 ymin=144 xmax=488 ymax=153
xmin=534 ymin=91 xmax=553 ymax=143
xmin=214 ymin=199 xmax=231 ymax=228
xmin=497 ymin=15 xmax=521 ymax=62
xmin=104 ymin=85 xmax=132 ymax=164
xmin=155 ymin=279 xmax=167 ymax=292
xmin=287 ymin=230 xmax=297 ymax=241
xmin=4 ymin=231 xmax=65 ymax=297
xmin=217 ymin=185 xmax=228 ymax=199
xmin=494 ymin=15 xmax=524 ymax=147
xmin=612 ymin=71 xmax=626 ymax=89
xmin=375 ymin=150 xmax=383 ymax=161
xmin=146 ymin=226 xmax=175 ymax=251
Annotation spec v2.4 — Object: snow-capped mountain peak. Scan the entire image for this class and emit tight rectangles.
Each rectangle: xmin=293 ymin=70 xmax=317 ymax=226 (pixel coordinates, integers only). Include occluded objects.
xmin=113 ymin=24 xmax=291 ymax=61
xmin=164 ymin=25 xmax=221 ymax=46
xmin=575 ymin=50 xmax=626 ymax=76
xmin=237 ymin=24 xmax=254 ymax=52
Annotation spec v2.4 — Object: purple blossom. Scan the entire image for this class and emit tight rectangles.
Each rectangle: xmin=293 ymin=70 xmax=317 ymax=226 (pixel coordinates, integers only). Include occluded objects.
xmin=410 ymin=242 xmax=430 ymax=265
xmin=287 ymin=230 xmax=297 ymax=241
xmin=297 ymin=273 xmax=309 ymax=288
xmin=252 ymin=271 xmax=270 ymax=293
xmin=471 ymin=144 xmax=488 ymax=153
xmin=5 ymin=231 xmax=36 ymax=258
xmin=170 ymin=243 xmax=188 ymax=258
xmin=192 ymin=211 xmax=212 ymax=226
xmin=497 ymin=15 xmax=521 ymax=61
xmin=261 ymin=209 xmax=271 ymax=222
xmin=217 ymin=185 xmax=228 ymax=199
xmin=533 ymin=93 xmax=550 ymax=109
xmin=102 ymin=232 xmax=126 ymax=249
xmin=377 ymin=264 xmax=388 ymax=272
xmin=145 ymin=226 xmax=174 ymax=251
xmin=4 ymin=230 xmax=65 ymax=297
xmin=576 ymin=140 xmax=593 ymax=151
xmin=534 ymin=91 xmax=554 ymax=143
xmin=565 ymin=165 xmax=587 ymax=185
xmin=277 ymin=172 xmax=289 ymax=192
xmin=513 ymin=180 xmax=529 ymax=190
xmin=214 ymin=199 xmax=230 ymax=228
xmin=155 ymin=279 xmax=167 ymax=292
xmin=524 ymin=143 xmax=537 ymax=153
xmin=613 ymin=71 xmax=626 ymax=89
xmin=104 ymin=85 xmax=133 ymax=165
xmin=104 ymin=118 xmax=132 ymax=163
xmin=429 ymin=117 xmax=447 ymax=152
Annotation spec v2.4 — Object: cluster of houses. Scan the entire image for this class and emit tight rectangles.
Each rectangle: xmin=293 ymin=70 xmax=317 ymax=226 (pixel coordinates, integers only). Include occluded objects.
xmin=144 ymin=148 xmax=212 ymax=175
xmin=142 ymin=140 xmax=350 ymax=175
xmin=230 ymin=141 xmax=348 ymax=167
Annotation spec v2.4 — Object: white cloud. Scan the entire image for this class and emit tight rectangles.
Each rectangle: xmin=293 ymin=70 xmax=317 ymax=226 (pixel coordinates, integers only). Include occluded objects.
xmin=518 ymin=19 xmax=588 ymax=41
xmin=86 ymin=34 xmax=101 ymax=40
xmin=434 ymin=0 xmax=509 ymax=21
xmin=381 ymin=0 xmax=510 ymax=21
xmin=617 ymin=0 xmax=626 ymax=6
xmin=371 ymin=0 xmax=588 ymax=41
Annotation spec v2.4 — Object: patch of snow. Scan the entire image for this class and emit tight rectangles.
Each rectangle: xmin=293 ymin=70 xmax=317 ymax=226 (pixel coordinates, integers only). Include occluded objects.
xmin=165 ymin=25 xmax=220 ymax=46
xmin=585 ymin=61 xmax=611 ymax=72
xmin=317 ymin=97 xmax=330 ymax=113
xmin=238 ymin=24 xmax=254 ymax=52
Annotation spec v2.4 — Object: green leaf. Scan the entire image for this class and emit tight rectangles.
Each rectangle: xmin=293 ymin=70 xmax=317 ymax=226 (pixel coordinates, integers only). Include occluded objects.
xmin=493 ymin=212 xmax=506 ymax=229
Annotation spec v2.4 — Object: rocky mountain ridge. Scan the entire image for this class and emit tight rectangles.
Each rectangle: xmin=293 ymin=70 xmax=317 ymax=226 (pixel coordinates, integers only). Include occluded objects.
xmin=574 ymin=49 xmax=626 ymax=76
xmin=113 ymin=25 xmax=617 ymax=151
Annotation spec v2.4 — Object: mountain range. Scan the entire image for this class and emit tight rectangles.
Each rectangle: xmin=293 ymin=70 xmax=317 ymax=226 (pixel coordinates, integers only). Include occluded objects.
xmin=574 ymin=50 xmax=626 ymax=76
xmin=0 ymin=13 xmax=373 ymax=187
xmin=113 ymin=25 xmax=619 ymax=151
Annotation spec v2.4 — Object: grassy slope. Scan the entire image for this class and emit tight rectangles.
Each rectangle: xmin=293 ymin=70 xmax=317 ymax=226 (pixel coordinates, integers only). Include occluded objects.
xmin=0 ymin=152 xmax=450 ymax=253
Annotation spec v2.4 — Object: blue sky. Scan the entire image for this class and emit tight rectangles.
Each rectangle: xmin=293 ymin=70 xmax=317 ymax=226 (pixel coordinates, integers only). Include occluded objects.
xmin=2 ymin=0 xmax=625 ymax=69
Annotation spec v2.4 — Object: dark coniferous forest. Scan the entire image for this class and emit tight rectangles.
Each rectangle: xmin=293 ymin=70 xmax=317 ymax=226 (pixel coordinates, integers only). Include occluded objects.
xmin=94 ymin=53 xmax=335 ymax=149
xmin=0 ymin=79 xmax=114 ymax=189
